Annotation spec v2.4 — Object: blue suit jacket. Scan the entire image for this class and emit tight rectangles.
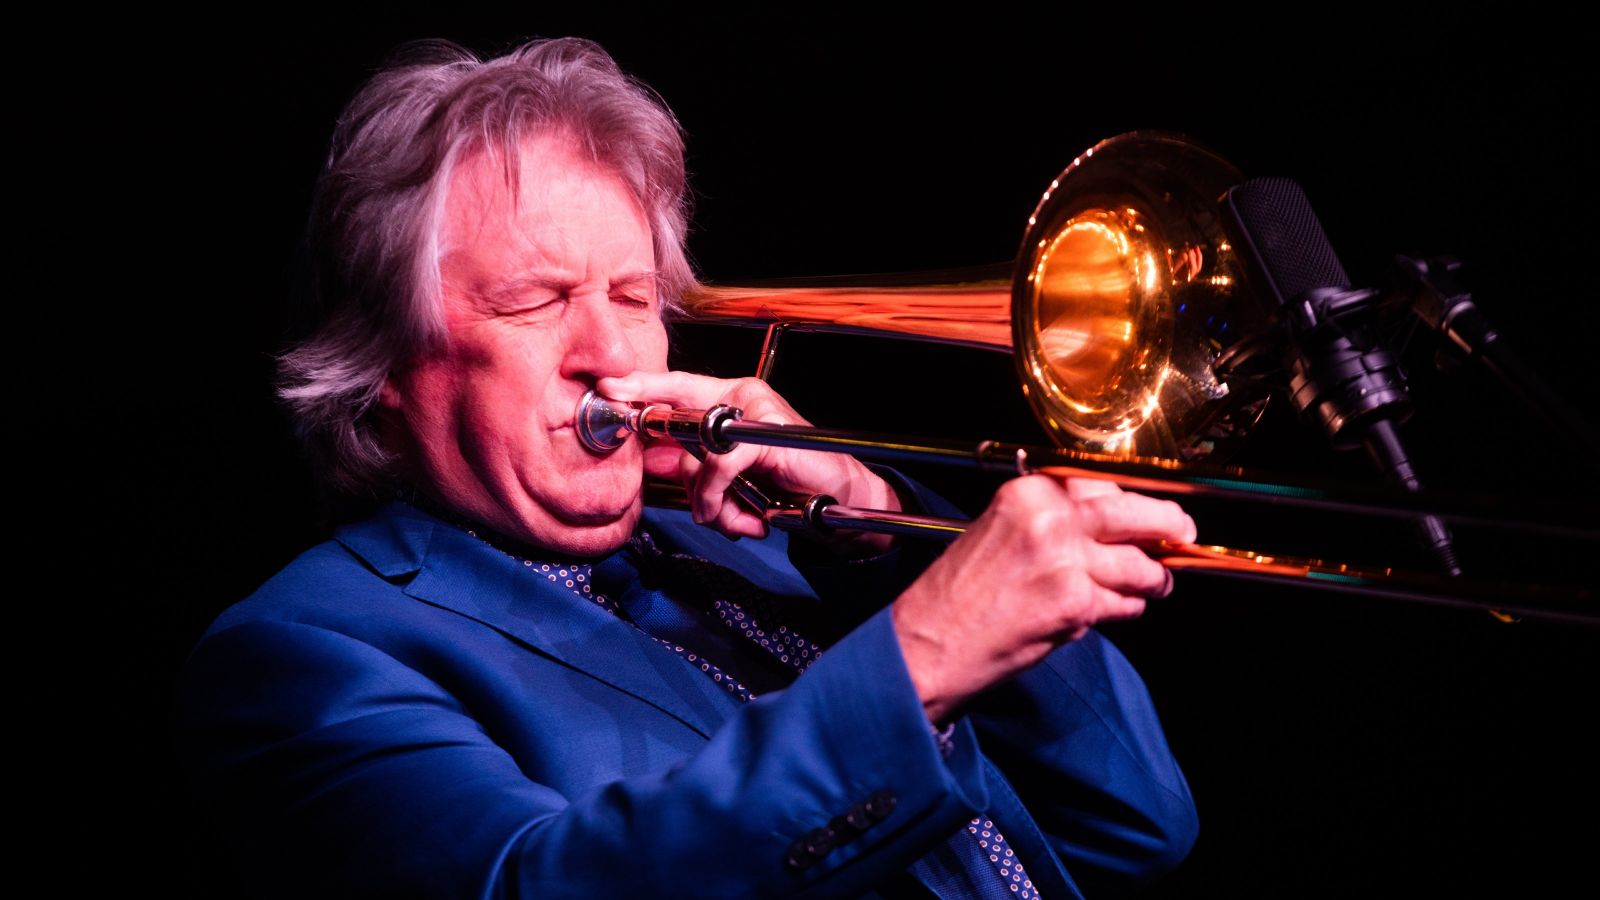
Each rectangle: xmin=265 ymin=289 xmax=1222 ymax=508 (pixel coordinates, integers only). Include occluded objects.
xmin=177 ymin=491 xmax=1196 ymax=898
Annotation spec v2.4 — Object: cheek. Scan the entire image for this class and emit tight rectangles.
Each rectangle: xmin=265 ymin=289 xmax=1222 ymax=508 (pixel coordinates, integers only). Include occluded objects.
xmin=393 ymin=359 xmax=469 ymax=442
xmin=441 ymin=335 xmax=562 ymax=460
xmin=481 ymin=332 xmax=561 ymax=406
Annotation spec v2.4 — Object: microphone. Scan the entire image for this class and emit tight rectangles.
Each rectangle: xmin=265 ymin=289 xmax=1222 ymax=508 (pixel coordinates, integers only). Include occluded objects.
xmin=1221 ymin=177 xmax=1461 ymax=577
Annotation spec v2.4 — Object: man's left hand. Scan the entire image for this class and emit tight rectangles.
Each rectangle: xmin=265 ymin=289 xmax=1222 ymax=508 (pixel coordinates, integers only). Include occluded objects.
xmin=597 ymin=372 xmax=902 ymax=554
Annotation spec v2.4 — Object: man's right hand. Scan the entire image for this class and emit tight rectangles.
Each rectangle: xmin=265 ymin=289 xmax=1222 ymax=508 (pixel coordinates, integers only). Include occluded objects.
xmin=890 ymin=475 xmax=1196 ymax=725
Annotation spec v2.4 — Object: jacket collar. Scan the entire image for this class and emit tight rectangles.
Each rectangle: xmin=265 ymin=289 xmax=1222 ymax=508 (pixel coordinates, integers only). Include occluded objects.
xmin=334 ymin=501 xmax=730 ymax=738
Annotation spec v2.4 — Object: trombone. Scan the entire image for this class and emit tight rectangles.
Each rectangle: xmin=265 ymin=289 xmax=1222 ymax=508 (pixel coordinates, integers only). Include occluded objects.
xmin=582 ymin=133 xmax=1598 ymax=625
xmin=576 ymin=390 xmax=1596 ymax=625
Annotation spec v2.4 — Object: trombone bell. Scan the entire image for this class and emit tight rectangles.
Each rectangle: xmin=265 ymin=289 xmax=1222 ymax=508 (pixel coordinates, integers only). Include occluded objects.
xmin=1014 ymin=132 xmax=1266 ymax=459
xmin=682 ymin=132 xmax=1270 ymax=462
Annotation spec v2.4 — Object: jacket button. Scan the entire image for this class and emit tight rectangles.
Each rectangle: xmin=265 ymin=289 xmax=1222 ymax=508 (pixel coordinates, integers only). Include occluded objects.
xmin=784 ymin=841 xmax=814 ymax=871
xmin=802 ymin=825 xmax=837 ymax=857
xmin=864 ymin=789 xmax=897 ymax=821
xmin=843 ymin=804 xmax=872 ymax=831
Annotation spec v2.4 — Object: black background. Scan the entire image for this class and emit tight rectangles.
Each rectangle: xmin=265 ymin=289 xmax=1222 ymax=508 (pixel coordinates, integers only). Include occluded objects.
xmin=76 ymin=8 xmax=1598 ymax=896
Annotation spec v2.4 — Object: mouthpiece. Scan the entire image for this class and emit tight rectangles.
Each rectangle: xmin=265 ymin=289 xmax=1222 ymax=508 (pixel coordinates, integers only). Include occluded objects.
xmin=577 ymin=392 xmax=745 ymax=455
xmin=576 ymin=390 xmax=639 ymax=452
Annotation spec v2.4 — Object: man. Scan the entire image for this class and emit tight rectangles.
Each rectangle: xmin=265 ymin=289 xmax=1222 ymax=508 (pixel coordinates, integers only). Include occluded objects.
xmin=178 ymin=37 xmax=1198 ymax=898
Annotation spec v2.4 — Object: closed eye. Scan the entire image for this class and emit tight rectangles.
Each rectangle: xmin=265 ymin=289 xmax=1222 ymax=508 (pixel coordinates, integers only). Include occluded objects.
xmin=611 ymin=294 xmax=656 ymax=318
xmin=494 ymin=296 xmax=564 ymax=318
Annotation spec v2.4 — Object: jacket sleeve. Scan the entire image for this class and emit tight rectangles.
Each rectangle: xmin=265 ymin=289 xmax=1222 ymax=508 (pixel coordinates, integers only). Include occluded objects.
xmin=177 ymin=602 xmax=990 ymax=900
xmin=964 ymin=634 xmax=1198 ymax=895
xmin=786 ymin=467 xmax=1198 ymax=894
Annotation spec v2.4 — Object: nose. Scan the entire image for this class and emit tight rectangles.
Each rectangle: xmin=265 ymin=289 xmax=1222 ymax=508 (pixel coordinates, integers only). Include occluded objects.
xmin=561 ymin=294 xmax=638 ymax=382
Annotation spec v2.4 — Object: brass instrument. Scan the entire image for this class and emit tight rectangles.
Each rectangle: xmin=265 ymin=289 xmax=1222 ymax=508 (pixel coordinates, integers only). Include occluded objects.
xmin=687 ymin=132 xmax=1266 ymax=460
xmin=583 ymin=132 xmax=1597 ymax=625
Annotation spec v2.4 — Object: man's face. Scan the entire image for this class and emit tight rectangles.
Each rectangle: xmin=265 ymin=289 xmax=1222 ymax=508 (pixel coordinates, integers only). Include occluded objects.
xmin=382 ymin=135 xmax=668 ymax=555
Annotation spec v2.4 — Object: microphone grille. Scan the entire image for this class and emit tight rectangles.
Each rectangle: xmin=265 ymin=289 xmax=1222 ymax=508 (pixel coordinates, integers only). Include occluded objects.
xmin=1226 ymin=177 xmax=1350 ymax=301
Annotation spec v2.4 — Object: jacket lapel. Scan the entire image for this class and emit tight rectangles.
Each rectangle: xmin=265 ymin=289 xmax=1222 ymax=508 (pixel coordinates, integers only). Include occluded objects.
xmin=335 ymin=502 xmax=730 ymax=739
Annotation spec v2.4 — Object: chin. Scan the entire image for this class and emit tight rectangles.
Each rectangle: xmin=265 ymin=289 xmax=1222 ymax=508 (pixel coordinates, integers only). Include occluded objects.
xmin=536 ymin=474 xmax=643 ymax=547
xmin=547 ymin=503 xmax=642 ymax=557
xmin=517 ymin=448 xmax=644 ymax=553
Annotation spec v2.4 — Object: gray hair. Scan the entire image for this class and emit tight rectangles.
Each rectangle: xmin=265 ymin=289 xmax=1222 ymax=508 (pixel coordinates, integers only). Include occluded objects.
xmin=278 ymin=37 xmax=693 ymax=495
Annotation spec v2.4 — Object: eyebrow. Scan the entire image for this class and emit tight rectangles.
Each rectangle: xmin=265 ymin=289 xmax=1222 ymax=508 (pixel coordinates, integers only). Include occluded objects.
xmin=609 ymin=270 xmax=659 ymax=291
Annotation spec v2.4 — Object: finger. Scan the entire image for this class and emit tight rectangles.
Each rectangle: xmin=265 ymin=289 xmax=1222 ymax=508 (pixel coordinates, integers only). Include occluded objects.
xmin=995 ymin=472 xmax=1075 ymax=508
xmin=694 ymin=443 xmax=763 ymax=523
xmin=1062 ymin=476 xmax=1123 ymax=501
xmin=1096 ymin=591 xmax=1149 ymax=624
xmin=597 ymin=370 xmax=731 ymax=407
xmin=1087 ymin=543 xmax=1175 ymax=598
xmin=1034 ymin=468 xmax=1124 ymax=500
xmin=1084 ymin=575 xmax=1150 ymax=624
xmin=676 ymin=453 xmax=706 ymax=520
xmin=721 ymin=381 xmax=803 ymax=427
xmin=1078 ymin=492 xmax=1198 ymax=544
xmin=711 ymin=491 xmax=768 ymax=540
xmin=1056 ymin=581 xmax=1148 ymax=638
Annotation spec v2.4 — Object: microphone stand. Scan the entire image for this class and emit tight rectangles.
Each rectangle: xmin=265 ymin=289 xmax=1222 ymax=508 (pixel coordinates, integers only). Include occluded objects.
xmin=1393 ymin=255 xmax=1600 ymax=456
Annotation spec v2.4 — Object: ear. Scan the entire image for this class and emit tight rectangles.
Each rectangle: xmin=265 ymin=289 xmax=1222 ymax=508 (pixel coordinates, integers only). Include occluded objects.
xmin=378 ymin=372 xmax=405 ymax=413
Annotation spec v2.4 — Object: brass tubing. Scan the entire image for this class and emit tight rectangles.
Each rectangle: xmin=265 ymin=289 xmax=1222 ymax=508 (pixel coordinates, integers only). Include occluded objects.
xmin=578 ymin=393 xmax=1596 ymax=623
xmin=627 ymin=404 xmax=1595 ymax=540
xmin=749 ymin=489 xmax=1598 ymax=625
